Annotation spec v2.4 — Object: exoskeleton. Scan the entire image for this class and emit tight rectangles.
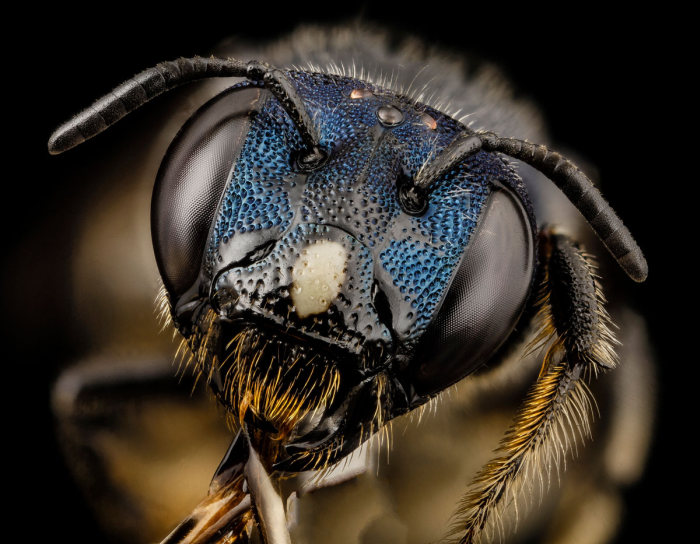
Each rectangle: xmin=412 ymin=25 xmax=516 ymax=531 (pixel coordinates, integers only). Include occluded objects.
xmin=50 ymin=26 xmax=654 ymax=544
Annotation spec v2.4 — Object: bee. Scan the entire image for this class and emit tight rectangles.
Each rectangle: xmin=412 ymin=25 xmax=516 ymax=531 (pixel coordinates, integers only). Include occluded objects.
xmin=47 ymin=26 xmax=654 ymax=544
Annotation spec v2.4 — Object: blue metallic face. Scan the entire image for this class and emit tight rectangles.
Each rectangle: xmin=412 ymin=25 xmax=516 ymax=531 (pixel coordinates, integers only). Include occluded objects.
xmin=152 ymin=71 xmax=534 ymax=467
xmin=202 ymin=72 xmax=527 ymax=346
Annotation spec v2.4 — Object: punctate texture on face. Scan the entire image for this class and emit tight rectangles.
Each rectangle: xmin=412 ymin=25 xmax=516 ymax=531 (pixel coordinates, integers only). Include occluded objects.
xmin=206 ymin=73 xmax=526 ymax=354
xmin=291 ymin=240 xmax=347 ymax=318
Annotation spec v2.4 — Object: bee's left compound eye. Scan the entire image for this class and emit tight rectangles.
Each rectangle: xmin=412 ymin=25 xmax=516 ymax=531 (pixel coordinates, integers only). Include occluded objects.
xmin=152 ymin=86 xmax=267 ymax=299
xmin=408 ymin=186 xmax=535 ymax=396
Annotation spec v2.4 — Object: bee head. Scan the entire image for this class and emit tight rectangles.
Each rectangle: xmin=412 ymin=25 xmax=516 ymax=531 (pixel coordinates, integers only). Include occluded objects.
xmin=152 ymin=72 xmax=534 ymax=463
xmin=51 ymin=57 xmax=643 ymax=469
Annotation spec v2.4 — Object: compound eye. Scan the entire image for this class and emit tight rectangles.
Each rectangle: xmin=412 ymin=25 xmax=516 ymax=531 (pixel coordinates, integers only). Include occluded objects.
xmin=152 ymin=86 xmax=266 ymax=299
xmin=409 ymin=186 xmax=535 ymax=397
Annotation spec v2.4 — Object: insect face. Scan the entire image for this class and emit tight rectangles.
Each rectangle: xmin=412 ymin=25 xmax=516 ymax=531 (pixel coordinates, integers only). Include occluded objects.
xmin=152 ymin=74 xmax=534 ymax=468
xmin=49 ymin=47 xmax=647 ymax=544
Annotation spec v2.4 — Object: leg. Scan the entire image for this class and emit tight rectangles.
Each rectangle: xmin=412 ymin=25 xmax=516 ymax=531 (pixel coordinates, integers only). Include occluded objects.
xmin=449 ymin=228 xmax=618 ymax=544
xmin=53 ymin=355 xmax=232 ymax=543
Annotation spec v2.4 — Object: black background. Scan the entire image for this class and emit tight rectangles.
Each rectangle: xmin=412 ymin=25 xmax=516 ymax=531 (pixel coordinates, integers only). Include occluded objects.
xmin=9 ymin=4 xmax=684 ymax=542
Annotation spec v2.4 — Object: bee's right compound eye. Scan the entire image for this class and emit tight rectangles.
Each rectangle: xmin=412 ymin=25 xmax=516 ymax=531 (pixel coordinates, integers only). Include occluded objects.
xmin=408 ymin=186 xmax=535 ymax=397
xmin=152 ymin=86 xmax=267 ymax=300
